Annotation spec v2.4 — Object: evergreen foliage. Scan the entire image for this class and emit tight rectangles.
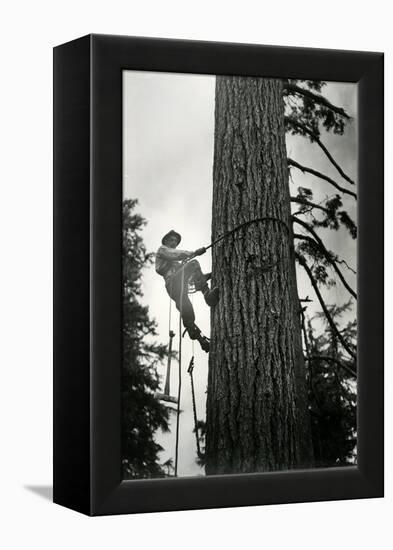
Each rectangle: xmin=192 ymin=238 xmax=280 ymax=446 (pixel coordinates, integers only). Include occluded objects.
xmin=122 ymin=199 xmax=170 ymax=479
xmin=305 ymin=302 xmax=357 ymax=466
xmin=284 ymin=79 xmax=349 ymax=136
xmin=282 ymin=79 xmax=359 ymax=466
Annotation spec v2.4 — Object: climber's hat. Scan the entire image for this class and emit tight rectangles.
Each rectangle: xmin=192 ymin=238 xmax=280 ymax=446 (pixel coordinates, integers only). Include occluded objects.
xmin=162 ymin=230 xmax=181 ymax=246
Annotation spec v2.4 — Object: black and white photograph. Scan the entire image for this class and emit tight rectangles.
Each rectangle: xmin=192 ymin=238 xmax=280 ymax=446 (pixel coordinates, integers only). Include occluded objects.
xmin=122 ymin=70 xmax=357 ymax=479
xmin=0 ymin=0 xmax=389 ymax=540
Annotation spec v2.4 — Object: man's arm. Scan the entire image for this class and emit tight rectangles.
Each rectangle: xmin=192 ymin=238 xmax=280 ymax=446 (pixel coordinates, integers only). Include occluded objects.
xmin=157 ymin=245 xmax=194 ymax=261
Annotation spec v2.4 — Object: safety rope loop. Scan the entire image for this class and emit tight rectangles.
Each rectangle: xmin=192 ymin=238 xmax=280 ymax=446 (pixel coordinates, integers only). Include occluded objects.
xmin=187 ymin=355 xmax=203 ymax=459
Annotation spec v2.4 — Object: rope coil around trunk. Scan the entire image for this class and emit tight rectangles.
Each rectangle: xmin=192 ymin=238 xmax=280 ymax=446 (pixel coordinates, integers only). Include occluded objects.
xmin=205 ymin=216 xmax=290 ymax=251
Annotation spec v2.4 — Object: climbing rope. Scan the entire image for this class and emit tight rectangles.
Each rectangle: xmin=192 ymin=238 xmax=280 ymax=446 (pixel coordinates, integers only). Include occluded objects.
xmin=168 ymin=283 xmax=173 ymax=334
xmin=174 ymin=267 xmax=185 ymax=477
xmin=205 ymin=215 xmax=290 ymax=251
xmin=155 ymin=282 xmax=177 ymax=404
xmin=188 ymin=294 xmax=203 ymax=458
xmin=164 ymin=284 xmax=174 ymax=397
xmin=170 ymin=216 xmax=289 ymax=283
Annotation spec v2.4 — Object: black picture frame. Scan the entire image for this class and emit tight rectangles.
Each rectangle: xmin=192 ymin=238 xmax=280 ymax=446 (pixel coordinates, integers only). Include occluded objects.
xmin=53 ymin=34 xmax=384 ymax=516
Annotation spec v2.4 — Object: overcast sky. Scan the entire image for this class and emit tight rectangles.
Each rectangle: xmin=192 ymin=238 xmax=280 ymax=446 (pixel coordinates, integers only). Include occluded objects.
xmin=123 ymin=70 xmax=357 ymax=477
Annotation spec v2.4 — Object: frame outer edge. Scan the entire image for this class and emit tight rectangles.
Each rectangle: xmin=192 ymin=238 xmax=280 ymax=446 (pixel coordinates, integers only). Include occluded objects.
xmin=357 ymin=53 xmax=384 ymax=496
xmin=53 ymin=34 xmax=92 ymax=515
xmin=85 ymin=35 xmax=384 ymax=514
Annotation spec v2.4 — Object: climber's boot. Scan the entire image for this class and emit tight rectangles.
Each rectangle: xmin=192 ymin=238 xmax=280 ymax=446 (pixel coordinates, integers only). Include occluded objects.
xmin=186 ymin=324 xmax=200 ymax=341
xmin=198 ymin=334 xmax=210 ymax=353
xmin=185 ymin=324 xmax=210 ymax=353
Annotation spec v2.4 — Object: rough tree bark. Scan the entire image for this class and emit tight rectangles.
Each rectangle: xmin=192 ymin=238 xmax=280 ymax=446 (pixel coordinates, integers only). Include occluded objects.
xmin=205 ymin=77 xmax=313 ymax=475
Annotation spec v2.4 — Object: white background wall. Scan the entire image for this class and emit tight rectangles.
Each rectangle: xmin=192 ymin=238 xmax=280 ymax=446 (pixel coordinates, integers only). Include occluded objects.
xmin=0 ymin=1 xmax=390 ymax=548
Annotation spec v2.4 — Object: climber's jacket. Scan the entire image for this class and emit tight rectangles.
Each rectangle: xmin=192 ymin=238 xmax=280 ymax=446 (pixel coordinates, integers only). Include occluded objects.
xmin=155 ymin=245 xmax=193 ymax=282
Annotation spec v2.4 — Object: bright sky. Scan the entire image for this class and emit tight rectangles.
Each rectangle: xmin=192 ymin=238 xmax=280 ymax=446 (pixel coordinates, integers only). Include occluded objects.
xmin=123 ymin=71 xmax=357 ymax=477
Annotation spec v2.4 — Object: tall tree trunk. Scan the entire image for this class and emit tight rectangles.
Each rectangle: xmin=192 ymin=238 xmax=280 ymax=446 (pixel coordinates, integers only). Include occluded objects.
xmin=206 ymin=76 xmax=313 ymax=475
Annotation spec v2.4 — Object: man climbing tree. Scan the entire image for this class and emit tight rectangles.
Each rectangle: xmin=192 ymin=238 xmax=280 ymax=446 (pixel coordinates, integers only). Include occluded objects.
xmin=205 ymin=77 xmax=357 ymax=475
xmin=155 ymin=229 xmax=219 ymax=352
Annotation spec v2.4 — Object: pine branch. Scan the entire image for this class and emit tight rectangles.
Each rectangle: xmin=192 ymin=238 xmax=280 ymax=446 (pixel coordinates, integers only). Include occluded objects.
xmin=285 ymin=118 xmax=356 ymax=186
xmin=283 ymin=83 xmax=350 ymax=119
xmin=293 ymin=217 xmax=357 ymax=299
xmin=288 ymin=158 xmax=357 ymax=200
xmin=295 ymin=253 xmax=357 ymax=361
xmin=295 ymin=233 xmax=357 ymax=285
xmin=290 ymin=197 xmax=329 ymax=214
xmin=309 ymin=355 xmax=357 ymax=378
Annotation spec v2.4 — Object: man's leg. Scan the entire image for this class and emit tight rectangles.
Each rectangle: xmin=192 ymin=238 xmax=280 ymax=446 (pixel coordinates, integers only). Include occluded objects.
xmin=183 ymin=260 xmax=209 ymax=292
xmin=185 ymin=260 xmax=219 ymax=307
xmin=166 ymin=268 xmax=211 ymax=353
xmin=166 ymin=273 xmax=195 ymax=330
xmin=186 ymin=260 xmax=219 ymax=306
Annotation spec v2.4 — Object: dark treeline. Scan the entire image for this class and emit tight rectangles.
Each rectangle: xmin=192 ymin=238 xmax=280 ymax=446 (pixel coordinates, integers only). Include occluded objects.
xmin=122 ymin=199 xmax=171 ymax=479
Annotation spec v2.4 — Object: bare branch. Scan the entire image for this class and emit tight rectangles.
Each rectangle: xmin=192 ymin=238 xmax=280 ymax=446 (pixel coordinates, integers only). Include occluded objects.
xmin=285 ymin=118 xmax=356 ymax=186
xmin=300 ymin=308 xmax=323 ymax=410
xmin=309 ymin=355 xmax=357 ymax=379
xmin=300 ymin=309 xmax=311 ymax=360
xmin=283 ymin=83 xmax=351 ymax=119
xmin=336 ymin=258 xmax=357 ymax=275
xmin=295 ymin=253 xmax=357 ymax=361
xmin=288 ymin=157 xmax=357 ymax=200
xmin=293 ymin=217 xmax=357 ymax=299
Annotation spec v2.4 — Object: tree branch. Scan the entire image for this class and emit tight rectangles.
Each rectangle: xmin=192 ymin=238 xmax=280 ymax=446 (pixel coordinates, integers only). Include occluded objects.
xmin=288 ymin=157 xmax=357 ymax=200
xmin=336 ymin=258 xmax=357 ymax=275
xmin=300 ymin=308 xmax=311 ymax=360
xmin=293 ymin=217 xmax=357 ymax=299
xmin=290 ymin=197 xmax=329 ymax=214
xmin=283 ymin=83 xmax=351 ymax=119
xmin=309 ymin=355 xmax=357 ymax=379
xmin=285 ymin=118 xmax=356 ymax=186
xmin=295 ymin=253 xmax=357 ymax=361
xmin=295 ymin=233 xmax=357 ymax=293
xmin=300 ymin=309 xmax=324 ymax=410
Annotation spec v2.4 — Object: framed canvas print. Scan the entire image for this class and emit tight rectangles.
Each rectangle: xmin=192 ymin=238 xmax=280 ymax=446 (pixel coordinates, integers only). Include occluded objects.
xmin=53 ymin=34 xmax=383 ymax=515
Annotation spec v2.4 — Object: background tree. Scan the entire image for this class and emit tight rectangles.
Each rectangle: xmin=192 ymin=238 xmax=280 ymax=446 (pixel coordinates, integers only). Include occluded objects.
xmin=287 ymin=79 xmax=357 ymax=466
xmin=206 ymin=77 xmax=356 ymax=475
xmin=304 ymin=302 xmax=357 ymax=467
xmin=122 ymin=199 xmax=171 ymax=479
